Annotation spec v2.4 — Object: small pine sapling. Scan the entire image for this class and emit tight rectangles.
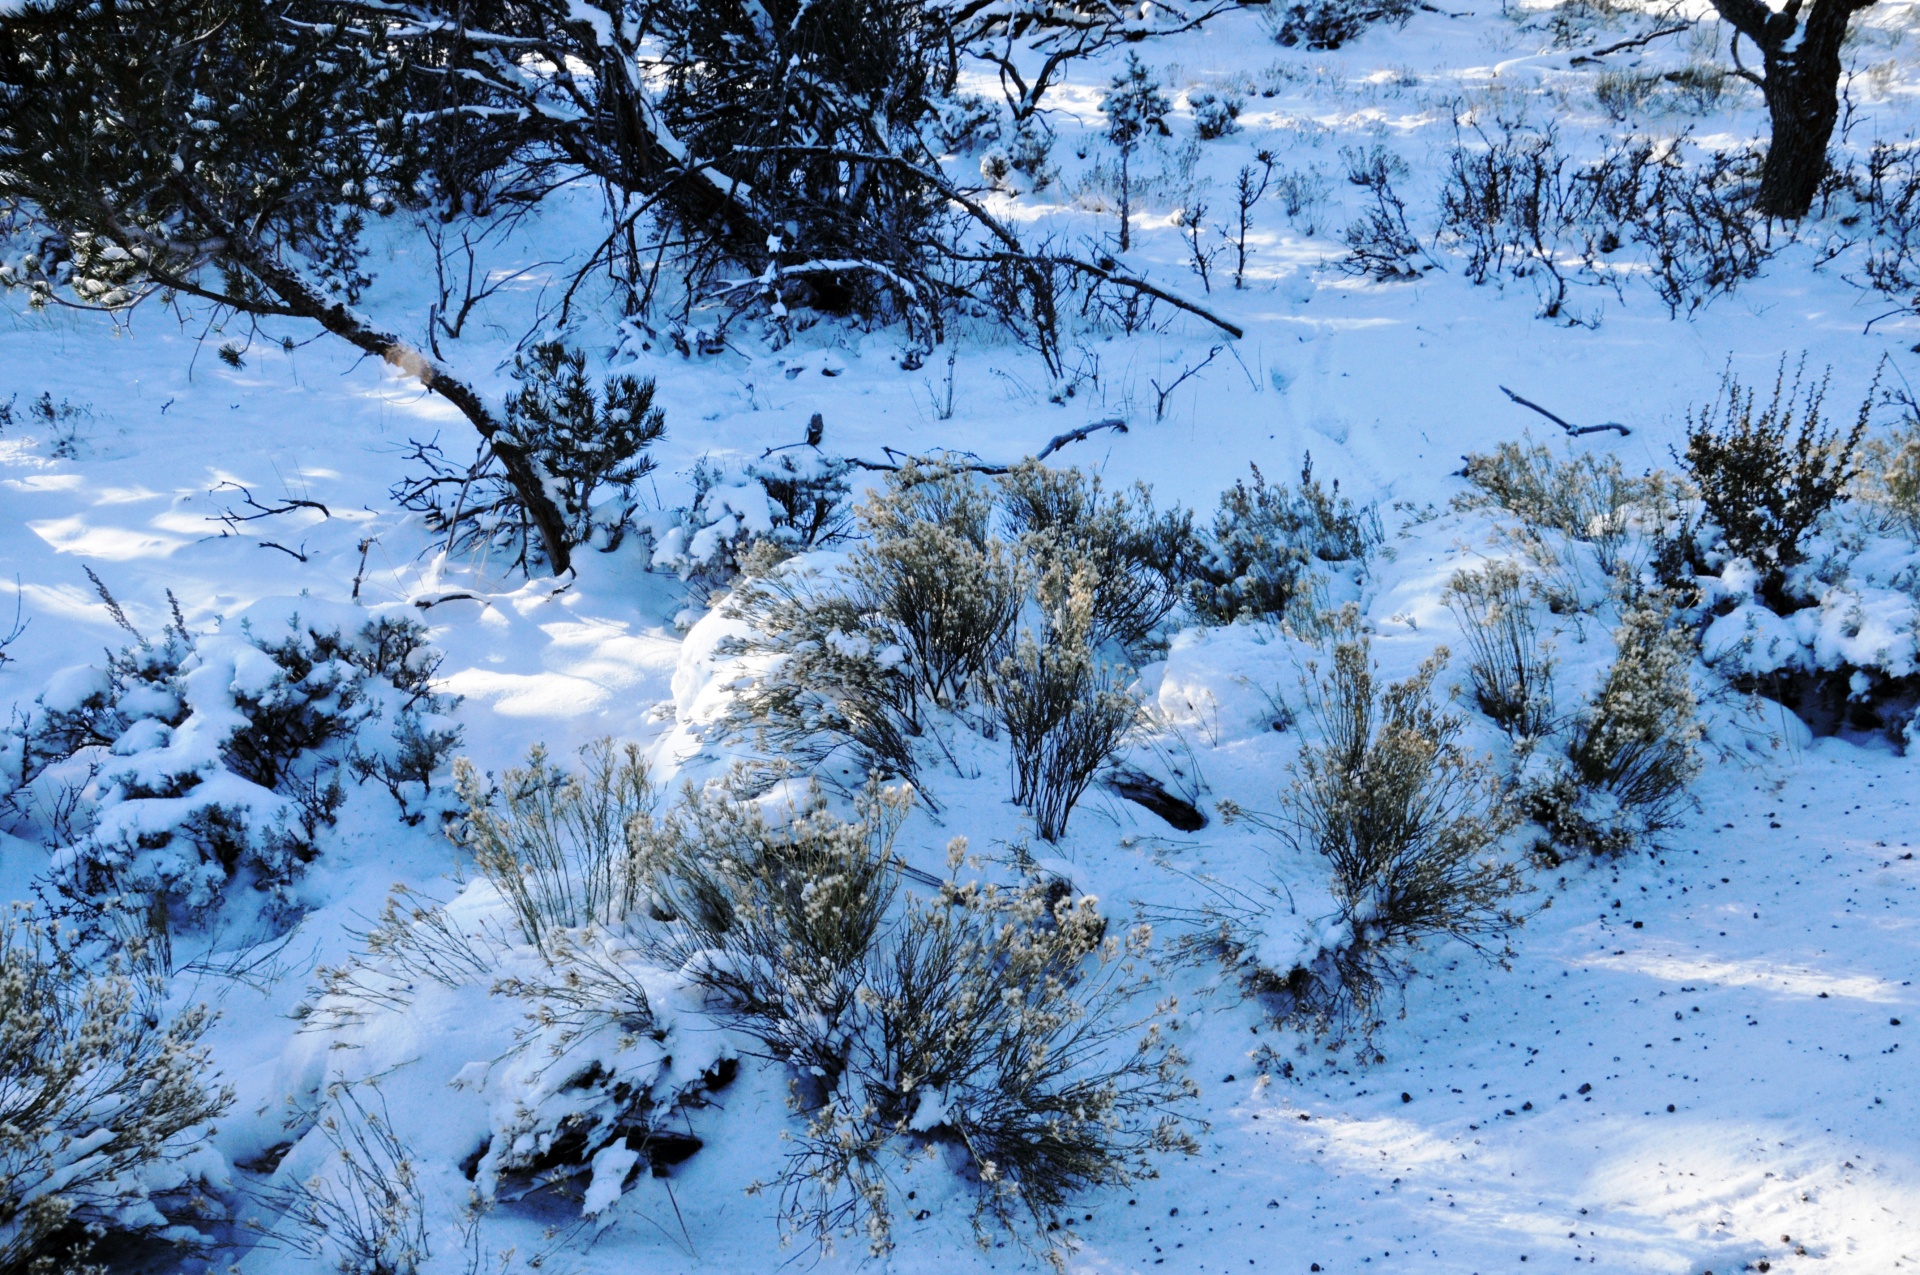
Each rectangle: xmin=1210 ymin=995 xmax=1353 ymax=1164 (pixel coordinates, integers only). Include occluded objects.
xmin=1102 ymin=54 xmax=1172 ymax=253
xmin=504 ymin=342 xmax=667 ymax=550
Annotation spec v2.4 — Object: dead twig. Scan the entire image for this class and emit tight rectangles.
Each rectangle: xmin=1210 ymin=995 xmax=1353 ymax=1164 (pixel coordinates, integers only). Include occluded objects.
xmin=1151 ymin=347 xmax=1223 ymax=422
xmin=210 ymin=480 xmax=331 ymax=532
xmin=1570 ymin=23 xmax=1691 ymax=65
xmin=1499 ymin=385 xmax=1632 ymax=437
xmin=846 ymin=418 xmax=1129 ymax=474
xmin=0 ymin=577 xmax=26 ymax=667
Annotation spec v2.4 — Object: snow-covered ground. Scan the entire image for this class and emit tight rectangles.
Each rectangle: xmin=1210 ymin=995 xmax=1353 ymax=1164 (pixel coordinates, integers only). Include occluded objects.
xmin=5 ymin=2 xmax=1920 ymax=1272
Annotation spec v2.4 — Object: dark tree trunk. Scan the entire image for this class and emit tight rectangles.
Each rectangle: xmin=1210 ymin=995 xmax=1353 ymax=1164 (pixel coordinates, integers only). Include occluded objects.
xmin=165 ymin=180 xmax=579 ymax=575
xmin=1706 ymin=0 xmax=1877 ymax=220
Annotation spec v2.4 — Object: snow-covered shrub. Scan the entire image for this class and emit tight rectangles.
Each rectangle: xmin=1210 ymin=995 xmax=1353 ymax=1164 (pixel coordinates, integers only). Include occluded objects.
xmin=1189 ymin=89 xmax=1243 ymax=140
xmin=1228 ymin=624 xmax=1521 ymax=1040
xmin=298 ymin=873 xmax=728 ymax=1218
xmin=1190 ymin=460 xmax=1381 ymax=623
xmin=639 ymin=783 xmax=1194 ymax=1260
xmin=9 ymin=600 xmax=460 ymax=924
xmin=1529 ymin=593 xmax=1702 ymax=856
xmin=725 ymin=565 xmax=925 ymax=781
xmin=1680 ymin=360 xmax=1868 ymax=604
xmin=724 ymin=462 xmax=1021 ymax=781
xmin=391 ymin=343 xmax=666 ymax=570
xmin=997 ymin=458 xmax=1199 ymax=649
xmin=992 ymin=562 xmax=1142 ymax=842
xmin=1265 ymin=0 xmax=1414 ymax=49
xmin=1445 ymin=560 xmax=1557 ymax=737
xmin=450 ymin=740 xmax=656 ymax=955
xmin=273 ymin=1084 xmax=426 ymax=1275
xmin=0 ymin=916 xmax=231 ymax=1271
xmin=649 ymin=450 xmax=854 ymax=596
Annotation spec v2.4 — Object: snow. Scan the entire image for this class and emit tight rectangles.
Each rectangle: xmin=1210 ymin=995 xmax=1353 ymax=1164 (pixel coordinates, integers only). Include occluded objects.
xmin=4 ymin=2 xmax=1920 ymax=1273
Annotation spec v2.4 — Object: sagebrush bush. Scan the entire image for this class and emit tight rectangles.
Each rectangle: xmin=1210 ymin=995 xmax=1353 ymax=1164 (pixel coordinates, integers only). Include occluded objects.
xmin=450 ymin=739 xmax=656 ymax=954
xmin=637 ymin=783 xmax=1194 ymax=1261
xmin=998 ymin=459 xmax=1198 ymax=649
xmin=1459 ymin=434 xmax=1684 ymax=579
xmin=1856 ymin=401 xmax=1920 ymax=539
xmin=1235 ymin=623 xmax=1520 ymax=1039
xmin=0 ymin=916 xmax=231 ymax=1271
xmin=725 ymin=462 xmax=1023 ymax=781
xmin=993 ymin=562 xmax=1142 ymax=842
xmin=728 ymin=460 xmax=1169 ymax=839
xmin=726 ymin=567 xmax=926 ymax=780
xmin=11 ymin=601 xmax=460 ymax=925
xmin=1680 ymin=359 xmax=1868 ymax=602
xmin=857 ymin=462 xmax=1024 ymax=707
xmin=1445 ymin=560 xmax=1557 ymax=737
xmin=1191 ymin=460 xmax=1381 ymax=623
xmin=1530 ymin=593 xmax=1702 ymax=856
xmin=274 ymin=1085 xmax=427 ymax=1275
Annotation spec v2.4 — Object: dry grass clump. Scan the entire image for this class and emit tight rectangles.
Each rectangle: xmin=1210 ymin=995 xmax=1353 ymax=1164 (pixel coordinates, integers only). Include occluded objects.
xmin=1445 ymin=560 xmax=1557 ymax=737
xmin=0 ymin=916 xmax=230 ymax=1272
xmin=637 ymin=782 xmax=1194 ymax=1262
